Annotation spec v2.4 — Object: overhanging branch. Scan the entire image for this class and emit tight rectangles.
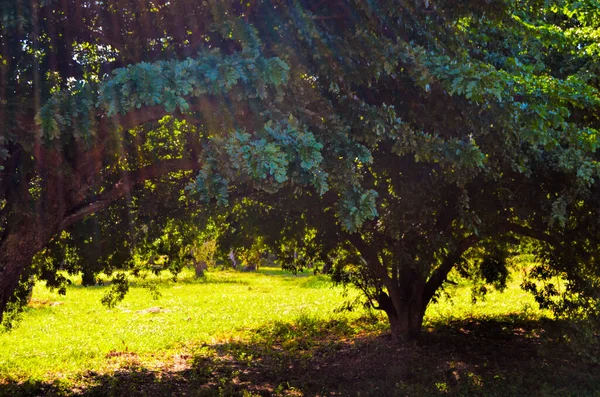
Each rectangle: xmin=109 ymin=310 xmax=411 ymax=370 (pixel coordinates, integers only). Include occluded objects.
xmin=60 ymin=158 xmax=201 ymax=230
xmin=346 ymin=233 xmax=389 ymax=280
xmin=498 ymin=222 xmax=560 ymax=246
xmin=422 ymin=221 xmax=559 ymax=305
xmin=423 ymin=234 xmax=479 ymax=305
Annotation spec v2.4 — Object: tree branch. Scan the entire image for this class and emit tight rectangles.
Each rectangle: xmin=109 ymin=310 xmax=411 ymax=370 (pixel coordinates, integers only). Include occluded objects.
xmin=422 ymin=234 xmax=479 ymax=305
xmin=422 ymin=221 xmax=559 ymax=305
xmin=346 ymin=233 xmax=389 ymax=280
xmin=60 ymin=158 xmax=201 ymax=230
xmin=498 ymin=222 xmax=560 ymax=246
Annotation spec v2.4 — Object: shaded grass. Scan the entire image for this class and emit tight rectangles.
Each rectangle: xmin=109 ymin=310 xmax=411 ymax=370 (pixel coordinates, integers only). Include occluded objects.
xmin=0 ymin=315 xmax=598 ymax=396
xmin=0 ymin=265 xmax=598 ymax=396
xmin=0 ymin=267 xmax=365 ymax=382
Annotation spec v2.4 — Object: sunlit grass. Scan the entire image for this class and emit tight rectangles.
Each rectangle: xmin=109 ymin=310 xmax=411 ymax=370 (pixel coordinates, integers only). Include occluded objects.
xmin=0 ymin=265 xmax=546 ymax=383
xmin=0 ymin=267 xmax=365 ymax=381
xmin=426 ymin=271 xmax=547 ymax=325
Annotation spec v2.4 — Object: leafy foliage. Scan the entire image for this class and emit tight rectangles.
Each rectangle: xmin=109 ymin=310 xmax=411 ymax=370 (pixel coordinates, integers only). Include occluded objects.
xmin=1 ymin=0 xmax=600 ymax=338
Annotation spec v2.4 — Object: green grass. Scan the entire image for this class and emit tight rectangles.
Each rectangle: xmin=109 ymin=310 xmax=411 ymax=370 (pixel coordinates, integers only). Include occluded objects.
xmin=0 ymin=268 xmax=366 ymax=381
xmin=426 ymin=270 xmax=546 ymax=324
xmin=0 ymin=266 xmax=598 ymax=397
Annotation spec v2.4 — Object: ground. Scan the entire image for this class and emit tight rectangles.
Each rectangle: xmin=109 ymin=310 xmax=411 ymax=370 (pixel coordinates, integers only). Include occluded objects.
xmin=0 ymin=267 xmax=598 ymax=396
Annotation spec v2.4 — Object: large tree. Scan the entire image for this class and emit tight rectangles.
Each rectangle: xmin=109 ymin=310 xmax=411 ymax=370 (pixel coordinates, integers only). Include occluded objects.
xmin=2 ymin=0 xmax=600 ymax=339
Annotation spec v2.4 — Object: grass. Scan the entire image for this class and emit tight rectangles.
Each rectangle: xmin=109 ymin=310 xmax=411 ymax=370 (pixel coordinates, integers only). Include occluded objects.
xmin=0 ymin=268 xmax=365 ymax=380
xmin=0 ymin=266 xmax=598 ymax=396
xmin=426 ymin=269 xmax=546 ymax=324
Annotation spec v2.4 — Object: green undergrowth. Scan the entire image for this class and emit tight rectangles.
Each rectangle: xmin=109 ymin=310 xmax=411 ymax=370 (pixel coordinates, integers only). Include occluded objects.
xmin=0 ymin=266 xmax=598 ymax=396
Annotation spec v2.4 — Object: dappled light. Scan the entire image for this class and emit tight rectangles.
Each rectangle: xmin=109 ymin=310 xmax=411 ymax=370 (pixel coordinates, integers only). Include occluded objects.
xmin=1 ymin=267 xmax=599 ymax=396
xmin=1 ymin=0 xmax=600 ymax=395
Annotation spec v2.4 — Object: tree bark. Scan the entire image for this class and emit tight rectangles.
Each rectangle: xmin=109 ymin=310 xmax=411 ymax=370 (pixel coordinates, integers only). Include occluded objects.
xmin=0 ymin=86 xmax=213 ymax=323
xmin=346 ymin=234 xmax=427 ymax=340
xmin=380 ymin=268 xmax=427 ymax=340
xmin=81 ymin=269 xmax=97 ymax=286
xmin=387 ymin=304 xmax=425 ymax=341
xmin=0 ymin=146 xmax=68 ymax=321
xmin=378 ymin=288 xmax=425 ymax=340
xmin=0 ymin=220 xmax=58 ymax=319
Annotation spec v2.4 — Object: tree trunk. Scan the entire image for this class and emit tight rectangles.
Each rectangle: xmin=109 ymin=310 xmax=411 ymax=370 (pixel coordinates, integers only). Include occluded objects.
xmin=380 ymin=268 xmax=427 ymax=340
xmin=385 ymin=300 xmax=426 ymax=340
xmin=0 ymin=222 xmax=52 ymax=320
xmin=81 ymin=269 xmax=97 ymax=286
xmin=321 ymin=261 xmax=332 ymax=274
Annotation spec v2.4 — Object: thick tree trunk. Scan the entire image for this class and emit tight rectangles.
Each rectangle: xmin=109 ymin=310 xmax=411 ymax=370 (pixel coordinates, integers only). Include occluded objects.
xmin=0 ymin=155 xmax=202 ymax=322
xmin=0 ymin=103 xmax=203 ymax=323
xmin=0 ymin=221 xmax=53 ymax=320
xmin=382 ymin=294 xmax=426 ymax=340
xmin=386 ymin=304 xmax=426 ymax=340
xmin=0 ymin=151 xmax=67 ymax=322
xmin=81 ymin=269 xmax=97 ymax=286
xmin=380 ymin=268 xmax=427 ymax=340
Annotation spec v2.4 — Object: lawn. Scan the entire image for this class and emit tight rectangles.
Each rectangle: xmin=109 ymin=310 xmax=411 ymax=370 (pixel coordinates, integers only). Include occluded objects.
xmin=0 ymin=266 xmax=598 ymax=396
xmin=0 ymin=268 xmax=365 ymax=380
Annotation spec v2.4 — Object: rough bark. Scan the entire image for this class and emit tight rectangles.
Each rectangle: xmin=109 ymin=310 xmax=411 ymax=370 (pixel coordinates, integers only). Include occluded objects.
xmin=0 ymin=219 xmax=61 ymax=321
xmin=387 ymin=305 xmax=425 ymax=341
xmin=379 ymin=268 xmax=427 ymax=340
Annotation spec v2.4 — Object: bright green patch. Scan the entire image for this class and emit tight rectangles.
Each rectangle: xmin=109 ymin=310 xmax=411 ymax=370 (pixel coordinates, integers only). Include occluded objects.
xmin=0 ymin=267 xmax=365 ymax=381
xmin=2 ymin=266 xmax=596 ymax=397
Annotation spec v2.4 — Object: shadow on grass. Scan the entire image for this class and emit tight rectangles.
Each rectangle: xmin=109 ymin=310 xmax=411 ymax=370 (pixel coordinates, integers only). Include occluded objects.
xmin=256 ymin=267 xmax=306 ymax=277
xmin=54 ymin=267 xmax=323 ymax=292
xmin=1 ymin=315 xmax=599 ymax=397
xmin=63 ymin=273 xmax=253 ymax=291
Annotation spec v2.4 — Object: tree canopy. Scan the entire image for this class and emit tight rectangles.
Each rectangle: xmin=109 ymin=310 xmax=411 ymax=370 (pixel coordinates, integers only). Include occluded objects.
xmin=1 ymin=0 xmax=600 ymax=338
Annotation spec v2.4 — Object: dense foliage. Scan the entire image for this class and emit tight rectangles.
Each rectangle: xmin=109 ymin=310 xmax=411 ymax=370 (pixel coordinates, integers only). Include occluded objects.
xmin=1 ymin=0 xmax=600 ymax=338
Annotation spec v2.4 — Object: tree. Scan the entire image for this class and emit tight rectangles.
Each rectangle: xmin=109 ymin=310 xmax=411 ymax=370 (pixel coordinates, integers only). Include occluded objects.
xmin=0 ymin=0 xmax=295 ymax=324
xmin=2 ymin=0 xmax=600 ymax=339
xmin=190 ymin=0 xmax=600 ymax=338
